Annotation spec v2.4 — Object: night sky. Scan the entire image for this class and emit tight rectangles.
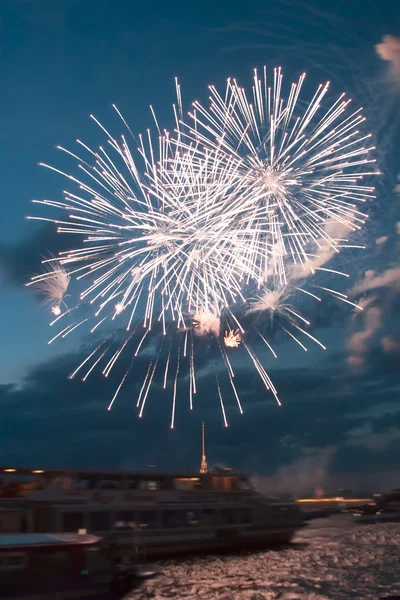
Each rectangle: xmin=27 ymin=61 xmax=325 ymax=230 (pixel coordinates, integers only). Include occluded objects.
xmin=0 ymin=0 xmax=399 ymax=494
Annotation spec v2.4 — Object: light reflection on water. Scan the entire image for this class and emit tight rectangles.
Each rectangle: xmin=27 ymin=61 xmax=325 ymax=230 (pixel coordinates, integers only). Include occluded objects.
xmin=128 ymin=515 xmax=400 ymax=599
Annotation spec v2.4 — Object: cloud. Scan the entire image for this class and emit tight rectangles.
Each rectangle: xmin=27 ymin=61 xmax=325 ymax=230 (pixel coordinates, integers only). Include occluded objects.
xmin=292 ymin=219 xmax=354 ymax=279
xmin=346 ymin=305 xmax=382 ymax=366
xmin=346 ymin=355 xmax=364 ymax=368
xmin=381 ymin=335 xmax=400 ymax=354
xmin=346 ymin=400 xmax=400 ymax=421
xmin=346 ymin=265 xmax=400 ymax=365
xmin=0 ymin=325 xmax=399 ymax=494
xmin=376 ymin=235 xmax=388 ymax=245
xmin=375 ymin=35 xmax=400 ymax=81
xmin=350 ymin=268 xmax=400 ymax=295
xmin=0 ymin=224 xmax=73 ymax=289
xmin=347 ymin=422 xmax=400 ymax=452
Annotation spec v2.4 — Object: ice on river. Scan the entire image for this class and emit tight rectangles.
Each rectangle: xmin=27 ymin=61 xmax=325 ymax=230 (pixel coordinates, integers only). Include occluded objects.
xmin=128 ymin=515 xmax=400 ymax=600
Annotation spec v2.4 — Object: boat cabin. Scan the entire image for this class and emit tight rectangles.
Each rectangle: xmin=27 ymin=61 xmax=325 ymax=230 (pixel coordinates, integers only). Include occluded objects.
xmin=0 ymin=466 xmax=257 ymax=536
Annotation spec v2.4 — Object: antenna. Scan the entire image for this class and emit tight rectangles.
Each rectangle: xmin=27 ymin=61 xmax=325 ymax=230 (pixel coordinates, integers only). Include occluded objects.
xmin=200 ymin=421 xmax=208 ymax=474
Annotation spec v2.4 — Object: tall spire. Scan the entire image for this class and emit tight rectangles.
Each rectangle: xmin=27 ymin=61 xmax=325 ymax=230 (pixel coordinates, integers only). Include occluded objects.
xmin=200 ymin=421 xmax=208 ymax=474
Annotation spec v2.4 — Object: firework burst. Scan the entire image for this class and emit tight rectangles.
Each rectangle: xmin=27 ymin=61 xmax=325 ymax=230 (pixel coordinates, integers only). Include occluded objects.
xmin=179 ymin=67 xmax=377 ymax=287
xmin=224 ymin=329 xmax=241 ymax=348
xmin=27 ymin=68 xmax=377 ymax=426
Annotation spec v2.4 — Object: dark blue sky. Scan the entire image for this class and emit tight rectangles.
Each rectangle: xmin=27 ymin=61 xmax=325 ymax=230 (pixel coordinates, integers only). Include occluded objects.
xmin=0 ymin=0 xmax=399 ymax=493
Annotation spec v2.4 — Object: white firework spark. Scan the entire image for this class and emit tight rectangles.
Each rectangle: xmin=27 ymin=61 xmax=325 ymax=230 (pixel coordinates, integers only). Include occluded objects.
xmin=247 ymin=286 xmax=291 ymax=317
xmin=224 ymin=329 xmax=241 ymax=348
xmin=193 ymin=308 xmax=221 ymax=337
xmin=27 ymin=68 xmax=377 ymax=425
xmin=26 ymin=259 xmax=70 ymax=316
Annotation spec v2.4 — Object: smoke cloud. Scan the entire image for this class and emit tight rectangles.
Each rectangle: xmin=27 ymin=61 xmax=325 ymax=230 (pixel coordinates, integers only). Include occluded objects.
xmin=375 ymin=35 xmax=400 ymax=81
xmin=346 ymin=304 xmax=382 ymax=367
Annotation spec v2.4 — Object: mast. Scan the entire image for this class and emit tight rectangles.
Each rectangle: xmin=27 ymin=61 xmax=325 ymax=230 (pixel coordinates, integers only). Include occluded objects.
xmin=200 ymin=421 xmax=208 ymax=474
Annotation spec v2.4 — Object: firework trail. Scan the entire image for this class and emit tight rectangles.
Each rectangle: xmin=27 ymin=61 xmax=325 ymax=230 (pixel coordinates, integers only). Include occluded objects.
xmin=27 ymin=68 xmax=377 ymax=425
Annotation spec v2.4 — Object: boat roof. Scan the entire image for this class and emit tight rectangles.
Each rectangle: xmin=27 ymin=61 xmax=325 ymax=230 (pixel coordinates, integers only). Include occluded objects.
xmin=0 ymin=533 xmax=101 ymax=549
xmin=0 ymin=465 xmax=243 ymax=479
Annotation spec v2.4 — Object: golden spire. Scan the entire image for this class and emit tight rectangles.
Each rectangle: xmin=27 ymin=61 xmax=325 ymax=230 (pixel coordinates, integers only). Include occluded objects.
xmin=200 ymin=421 xmax=208 ymax=474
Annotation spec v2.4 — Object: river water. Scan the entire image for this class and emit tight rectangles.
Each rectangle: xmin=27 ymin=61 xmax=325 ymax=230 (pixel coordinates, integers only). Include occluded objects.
xmin=128 ymin=515 xmax=400 ymax=599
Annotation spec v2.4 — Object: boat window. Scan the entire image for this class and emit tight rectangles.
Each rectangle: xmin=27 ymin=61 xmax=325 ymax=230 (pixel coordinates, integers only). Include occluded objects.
xmin=114 ymin=511 xmax=136 ymax=529
xmin=63 ymin=511 xmax=85 ymax=532
xmin=97 ymin=475 xmax=123 ymax=489
xmin=60 ymin=476 xmax=72 ymax=490
xmin=91 ymin=511 xmax=110 ymax=531
xmin=173 ymin=478 xmax=200 ymax=491
xmin=210 ymin=477 xmax=224 ymax=491
xmin=124 ymin=478 xmax=138 ymax=490
xmin=221 ymin=478 xmax=233 ymax=492
xmin=202 ymin=509 xmax=216 ymax=526
xmin=76 ymin=475 xmax=98 ymax=490
xmin=0 ymin=509 xmax=27 ymax=532
xmin=138 ymin=480 xmax=159 ymax=491
xmin=163 ymin=510 xmax=180 ymax=528
xmin=238 ymin=508 xmax=252 ymax=524
xmin=99 ymin=480 xmax=120 ymax=490
xmin=34 ymin=508 xmax=54 ymax=533
xmin=0 ymin=553 xmax=28 ymax=571
xmin=185 ymin=510 xmax=199 ymax=526
xmin=221 ymin=509 xmax=235 ymax=525
xmin=160 ymin=477 xmax=173 ymax=490
xmin=116 ymin=510 xmax=135 ymax=523
xmin=138 ymin=511 xmax=158 ymax=528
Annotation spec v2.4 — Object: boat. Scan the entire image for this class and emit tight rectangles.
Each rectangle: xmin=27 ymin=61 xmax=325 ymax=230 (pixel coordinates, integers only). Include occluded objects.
xmin=353 ymin=489 xmax=400 ymax=524
xmin=375 ymin=509 xmax=400 ymax=522
xmin=0 ymin=531 xmax=147 ymax=599
xmin=0 ymin=425 xmax=304 ymax=559
xmin=353 ymin=504 xmax=378 ymax=523
xmin=374 ymin=489 xmax=400 ymax=523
